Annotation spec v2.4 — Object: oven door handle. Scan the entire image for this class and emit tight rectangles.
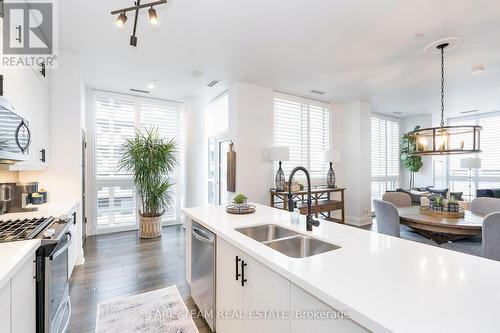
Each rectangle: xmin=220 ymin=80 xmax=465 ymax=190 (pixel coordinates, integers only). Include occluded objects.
xmin=50 ymin=232 xmax=72 ymax=260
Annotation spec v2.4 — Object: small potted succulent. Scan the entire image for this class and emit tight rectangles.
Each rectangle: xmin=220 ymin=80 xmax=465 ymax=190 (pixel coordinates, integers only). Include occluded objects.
xmin=431 ymin=195 xmax=444 ymax=211
xmin=233 ymin=193 xmax=248 ymax=207
xmin=447 ymin=196 xmax=460 ymax=213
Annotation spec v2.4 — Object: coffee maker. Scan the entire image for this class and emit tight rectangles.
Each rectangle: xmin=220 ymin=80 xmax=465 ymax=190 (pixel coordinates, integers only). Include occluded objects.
xmin=0 ymin=184 xmax=12 ymax=215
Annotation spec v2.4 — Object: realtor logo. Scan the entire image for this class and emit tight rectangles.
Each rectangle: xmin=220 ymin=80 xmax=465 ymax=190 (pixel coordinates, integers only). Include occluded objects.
xmin=1 ymin=0 xmax=57 ymax=67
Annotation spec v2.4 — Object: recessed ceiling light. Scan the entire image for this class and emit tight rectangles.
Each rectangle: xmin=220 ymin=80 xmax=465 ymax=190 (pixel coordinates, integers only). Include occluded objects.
xmin=130 ymin=88 xmax=149 ymax=94
xmin=147 ymin=79 xmax=157 ymax=89
xmin=471 ymin=65 xmax=484 ymax=75
xmin=206 ymin=79 xmax=219 ymax=87
xmin=310 ymin=89 xmax=325 ymax=95
xmin=191 ymin=70 xmax=203 ymax=78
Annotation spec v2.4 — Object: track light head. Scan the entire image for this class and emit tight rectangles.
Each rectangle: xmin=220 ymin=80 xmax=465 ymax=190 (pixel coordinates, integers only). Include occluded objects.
xmin=148 ymin=7 xmax=158 ymax=25
xmin=116 ymin=12 xmax=127 ymax=28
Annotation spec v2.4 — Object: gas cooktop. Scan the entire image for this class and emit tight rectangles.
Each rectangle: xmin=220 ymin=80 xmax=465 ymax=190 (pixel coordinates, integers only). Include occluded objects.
xmin=0 ymin=217 xmax=54 ymax=242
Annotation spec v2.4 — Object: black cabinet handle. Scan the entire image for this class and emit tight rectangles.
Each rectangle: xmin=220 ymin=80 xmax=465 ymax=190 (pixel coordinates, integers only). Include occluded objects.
xmin=15 ymin=25 xmax=22 ymax=44
xmin=40 ymin=149 xmax=46 ymax=162
xmin=241 ymin=260 xmax=247 ymax=287
xmin=235 ymin=256 xmax=241 ymax=281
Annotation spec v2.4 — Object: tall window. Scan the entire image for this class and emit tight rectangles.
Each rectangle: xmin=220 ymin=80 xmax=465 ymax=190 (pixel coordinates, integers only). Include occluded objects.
xmin=371 ymin=116 xmax=400 ymax=205
xmin=206 ymin=93 xmax=229 ymax=204
xmin=274 ymin=94 xmax=330 ymax=179
xmin=448 ymin=113 xmax=500 ymax=197
xmin=94 ymin=91 xmax=184 ymax=232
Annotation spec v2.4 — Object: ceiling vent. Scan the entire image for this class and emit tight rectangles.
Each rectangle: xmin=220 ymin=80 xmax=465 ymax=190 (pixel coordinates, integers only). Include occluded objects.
xmin=461 ymin=109 xmax=479 ymax=114
xmin=310 ymin=89 xmax=325 ymax=95
xmin=130 ymin=88 xmax=149 ymax=94
xmin=206 ymin=80 xmax=219 ymax=87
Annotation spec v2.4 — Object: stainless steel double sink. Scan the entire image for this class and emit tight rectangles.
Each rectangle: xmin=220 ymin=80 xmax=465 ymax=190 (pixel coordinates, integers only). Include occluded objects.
xmin=235 ymin=224 xmax=340 ymax=258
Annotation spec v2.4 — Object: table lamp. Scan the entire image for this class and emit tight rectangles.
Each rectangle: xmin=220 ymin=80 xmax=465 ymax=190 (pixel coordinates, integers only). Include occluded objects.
xmin=460 ymin=157 xmax=482 ymax=201
xmin=270 ymin=146 xmax=290 ymax=191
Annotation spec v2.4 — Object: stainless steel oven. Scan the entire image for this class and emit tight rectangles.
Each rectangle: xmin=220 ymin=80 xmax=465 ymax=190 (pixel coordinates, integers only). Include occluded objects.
xmin=36 ymin=218 xmax=73 ymax=333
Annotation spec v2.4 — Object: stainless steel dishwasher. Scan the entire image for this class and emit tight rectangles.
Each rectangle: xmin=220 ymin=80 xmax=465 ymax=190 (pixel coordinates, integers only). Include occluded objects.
xmin=191 ymin=221 xmax=216 ymax=331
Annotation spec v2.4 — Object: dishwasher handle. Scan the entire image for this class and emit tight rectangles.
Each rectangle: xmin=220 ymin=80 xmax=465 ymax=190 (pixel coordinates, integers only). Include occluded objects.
xmin=192 ymin=227 xmax=214 ymax=246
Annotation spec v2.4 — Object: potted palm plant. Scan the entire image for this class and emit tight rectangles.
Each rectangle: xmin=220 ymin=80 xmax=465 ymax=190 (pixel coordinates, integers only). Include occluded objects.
xmin=118 ymin=127 xmax=177 ymax=238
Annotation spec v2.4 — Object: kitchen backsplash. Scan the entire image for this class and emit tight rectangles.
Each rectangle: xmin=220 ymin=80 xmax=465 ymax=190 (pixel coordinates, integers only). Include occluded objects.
xmin=0 ymin=166 xmax=19 ymax=183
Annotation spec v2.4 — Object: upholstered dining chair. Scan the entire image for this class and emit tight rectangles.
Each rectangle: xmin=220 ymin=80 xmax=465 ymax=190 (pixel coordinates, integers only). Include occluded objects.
xmin=382 ymin=192 xmax=412 ymax=207
xmin=470 ymin=197 xmax=500 ymax=216
xmin=373 ymin=199 xmax=436 ymax=245
xmin=441 ymin=212 xmax=500 ymax=261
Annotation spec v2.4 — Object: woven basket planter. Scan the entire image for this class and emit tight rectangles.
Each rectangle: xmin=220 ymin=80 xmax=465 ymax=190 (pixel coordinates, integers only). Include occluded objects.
xmin=139 ymin=215 xmax=162 ymax=239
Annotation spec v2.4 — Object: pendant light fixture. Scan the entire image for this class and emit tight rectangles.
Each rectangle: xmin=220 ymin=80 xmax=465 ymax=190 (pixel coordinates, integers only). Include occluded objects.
xmin=406 ymin=40 xmax=481 ymax=156
xmin=111 ymin=0 xmax=166 ymax=47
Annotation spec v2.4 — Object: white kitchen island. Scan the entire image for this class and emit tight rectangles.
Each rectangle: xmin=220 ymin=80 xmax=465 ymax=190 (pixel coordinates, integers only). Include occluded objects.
xmin=183 ymin=203 xmax=500 ymax=333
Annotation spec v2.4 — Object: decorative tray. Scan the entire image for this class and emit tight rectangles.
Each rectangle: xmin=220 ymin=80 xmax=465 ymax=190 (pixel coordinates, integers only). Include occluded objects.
xmin=226 ymin=204 xmax=256 ymax=215
xmin=419 ymin=206 xmax=465 ymax=218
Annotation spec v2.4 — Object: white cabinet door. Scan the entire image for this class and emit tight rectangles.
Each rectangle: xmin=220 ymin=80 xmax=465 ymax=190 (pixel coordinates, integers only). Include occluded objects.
xmin=68 ymin=222 xmax=77 ymax=278
xmin=0 ymin=281 xmax=11 ymax=333
xmin=11 ymin=255 xmax=36 ymax=333
xmin=290 ymin=283 xmax=369 ymax=333
xmin=6 ymin=67 xmax=51 ymax=170
xmin=185 ymin=218 xmax=192 ymax=286
xmin=216 ymin=238 xmax=290 ymax=333
xmin=243 ymin=254 xmax=290 ymax=333
xmin=216 ymin=237 xmax=244 ymax=333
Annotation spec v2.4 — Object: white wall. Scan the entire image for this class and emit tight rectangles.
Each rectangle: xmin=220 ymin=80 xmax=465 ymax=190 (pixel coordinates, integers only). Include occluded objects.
xmin=228 ymin=82 xmax=275 ymax=205
xmin=401 ymin=114 xmax=434 ymax=188
xmin=20 ymin=51 xmax=86 ymax=264
xmin=331 ymin=101 xmax=372 ymax=226
xmin=184 ymin=97 xmax=206 ymax=208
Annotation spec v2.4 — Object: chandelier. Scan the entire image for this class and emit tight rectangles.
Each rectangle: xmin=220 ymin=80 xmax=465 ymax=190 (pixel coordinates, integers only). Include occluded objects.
xmin=406 ymin=41 xmax=481 ymax=156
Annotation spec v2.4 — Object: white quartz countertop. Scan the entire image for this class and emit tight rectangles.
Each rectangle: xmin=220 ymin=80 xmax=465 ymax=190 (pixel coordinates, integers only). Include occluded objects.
xmin=183 ymin=204 xmax=500 ymax=333
xmin=0 ymin=239 xmax=40 ymax=287
xmin=0 ymin=201 xmax=78 ymax=221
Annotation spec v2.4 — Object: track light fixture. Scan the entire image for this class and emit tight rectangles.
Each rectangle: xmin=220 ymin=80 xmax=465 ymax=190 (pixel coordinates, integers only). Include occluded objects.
xmin=116 ymin=12 xmax=127 ymax=28
xmin=148 ymin=7 xmax=158 ymax=25
xmin=111 ymin=0 xmax=166 ymax=47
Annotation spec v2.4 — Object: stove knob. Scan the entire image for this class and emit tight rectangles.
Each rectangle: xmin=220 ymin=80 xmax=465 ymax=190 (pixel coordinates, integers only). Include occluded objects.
xmin=43 ymin=228 xmax=56 ymax=238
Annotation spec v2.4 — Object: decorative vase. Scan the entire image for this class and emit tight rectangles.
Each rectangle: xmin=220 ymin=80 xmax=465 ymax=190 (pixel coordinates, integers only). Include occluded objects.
xmin=327 ymin=162 xmax=336 ymax=188
xmin=139 ymin=215 xmax=162 ymax=239
xmin=275 ymin=161 xmax=285 ymax=191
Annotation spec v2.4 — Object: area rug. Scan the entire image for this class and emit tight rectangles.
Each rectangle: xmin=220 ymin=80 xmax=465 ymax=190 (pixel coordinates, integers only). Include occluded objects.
xmin=95 ymin=285 xmax=199 ymax=333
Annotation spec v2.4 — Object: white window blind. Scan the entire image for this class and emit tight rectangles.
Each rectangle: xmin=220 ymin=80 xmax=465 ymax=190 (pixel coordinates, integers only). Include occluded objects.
xmin=448 ymin=113 xmax=500 ymax=197
xmin=371 ymin=116 xmax=400 ymax=206
xmin=94 ymin=92 xmax=184 ymax=231
xmin=274 ymin=95 xmax=329 ymax=179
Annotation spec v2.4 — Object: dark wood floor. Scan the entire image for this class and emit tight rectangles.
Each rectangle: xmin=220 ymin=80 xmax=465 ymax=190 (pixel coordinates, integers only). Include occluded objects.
xmin=67 ymin=225 xmax=211 ymax=333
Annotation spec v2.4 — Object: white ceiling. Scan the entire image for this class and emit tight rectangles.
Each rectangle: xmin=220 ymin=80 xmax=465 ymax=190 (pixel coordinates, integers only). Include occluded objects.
xmin=59 ymin=0 xmax=500 ymax=118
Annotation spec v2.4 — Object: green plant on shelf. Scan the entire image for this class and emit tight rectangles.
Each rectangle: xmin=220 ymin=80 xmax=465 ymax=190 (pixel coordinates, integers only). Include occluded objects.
xmin=233 ymin=193 xmax=248 ymax=205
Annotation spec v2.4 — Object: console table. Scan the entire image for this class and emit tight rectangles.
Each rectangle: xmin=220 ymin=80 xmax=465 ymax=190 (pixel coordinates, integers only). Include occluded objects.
xmin=270 ymin=187 xmax=345 ymax=224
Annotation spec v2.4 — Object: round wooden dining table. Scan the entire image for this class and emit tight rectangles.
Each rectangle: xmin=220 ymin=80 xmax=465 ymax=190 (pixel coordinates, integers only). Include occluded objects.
xmin=397 ymin=206 xmax=483 ymax=244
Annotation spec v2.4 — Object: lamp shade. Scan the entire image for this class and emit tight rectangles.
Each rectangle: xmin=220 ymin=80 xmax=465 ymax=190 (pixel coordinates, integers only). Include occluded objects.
xmin=270 ymin=146 xmax=290 ymax=161
xmin=322 ymin=149 xmax=340 ymax=163
xmin=460 ymin=157 xmax=482 ymax=169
